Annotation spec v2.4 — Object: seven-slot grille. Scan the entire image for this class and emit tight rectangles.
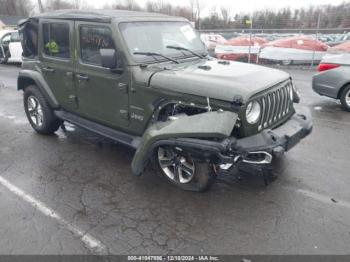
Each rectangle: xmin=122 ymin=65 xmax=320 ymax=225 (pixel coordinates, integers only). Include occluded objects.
xmin=257 ymin=81 xmax=294 ymax=131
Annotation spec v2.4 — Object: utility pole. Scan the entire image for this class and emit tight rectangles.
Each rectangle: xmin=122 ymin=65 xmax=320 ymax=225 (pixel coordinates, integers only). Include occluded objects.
xmin=37 ymin=0 xmax=44 ymax=13
xmin=311 ymin=12 xmax=321 ymax=68
xmin=197 ymin=0 xmax=201 ymax=30
xmin=247 ymin=16 xmax=253 ymax=63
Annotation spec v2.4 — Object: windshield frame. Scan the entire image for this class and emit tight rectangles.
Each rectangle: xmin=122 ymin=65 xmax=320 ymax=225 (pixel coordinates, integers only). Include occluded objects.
xmin=118 ymin=20 xmax=207 ymax=64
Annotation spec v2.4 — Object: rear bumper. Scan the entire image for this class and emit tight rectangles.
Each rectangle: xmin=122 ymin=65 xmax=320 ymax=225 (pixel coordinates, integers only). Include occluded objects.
xmin=312 ymin=70 xmax=344 ymax=99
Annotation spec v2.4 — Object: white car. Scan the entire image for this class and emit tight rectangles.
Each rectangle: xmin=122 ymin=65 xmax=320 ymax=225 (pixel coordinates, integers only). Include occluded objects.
xmin=0 ymin=30 xmax=23 ymax=64
xmin=200 ymin=33 xmax=227 ymax=51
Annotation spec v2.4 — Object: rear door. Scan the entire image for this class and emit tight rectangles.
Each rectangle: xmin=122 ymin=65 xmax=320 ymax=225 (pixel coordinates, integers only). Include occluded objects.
xmin=38 ymin=19 xmax=77 ymax=111
xmin=74 ymin=22 xmax=129 ymax=129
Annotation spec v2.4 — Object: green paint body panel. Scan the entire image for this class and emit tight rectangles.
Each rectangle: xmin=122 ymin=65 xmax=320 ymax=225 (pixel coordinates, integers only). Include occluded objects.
xmin=131 ymin=111 xmax=238 ymax=175
xmin=18 ymin=10 xmax=310 ymax=177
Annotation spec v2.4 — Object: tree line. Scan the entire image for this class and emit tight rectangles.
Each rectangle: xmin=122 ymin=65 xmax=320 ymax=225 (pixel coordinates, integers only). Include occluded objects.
xmin=1 ymin=0 xmax=350 ymax=30
xmin=203 ymin=3 xmax=350 ymax=30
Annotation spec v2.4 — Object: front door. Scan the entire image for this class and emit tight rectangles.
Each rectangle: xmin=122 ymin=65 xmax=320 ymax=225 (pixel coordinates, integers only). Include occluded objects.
xmin=74 ymin=22 xmax=129 ymax=130
xmin=39 ymin=19 xmax=77 ymax=111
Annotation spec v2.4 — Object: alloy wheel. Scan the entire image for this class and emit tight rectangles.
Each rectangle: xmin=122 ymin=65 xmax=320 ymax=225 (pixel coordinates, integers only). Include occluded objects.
xmin=157 ymin=147 xmax=195 ymax=184
xmin=27 ymin=95 xmax=44 ymax=127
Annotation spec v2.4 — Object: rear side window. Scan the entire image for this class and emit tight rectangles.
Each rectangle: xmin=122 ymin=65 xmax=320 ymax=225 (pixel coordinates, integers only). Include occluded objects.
xmin=43 ymin=23 xmax=70 ymax=59
xmin=79 ymin=26 xmax=115 ymax=66
xmin=20 ymin=21 xmax=39 ymax=58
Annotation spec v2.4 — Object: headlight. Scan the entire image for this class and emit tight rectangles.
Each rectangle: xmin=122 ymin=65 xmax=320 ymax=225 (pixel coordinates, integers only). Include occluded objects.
xmin=246 ymin=101 xmax=261 ymax=124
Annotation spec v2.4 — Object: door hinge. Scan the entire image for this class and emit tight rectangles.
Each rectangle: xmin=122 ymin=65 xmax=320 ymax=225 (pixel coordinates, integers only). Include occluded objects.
xmin=118 ymin=83 xmax=128 ymax=93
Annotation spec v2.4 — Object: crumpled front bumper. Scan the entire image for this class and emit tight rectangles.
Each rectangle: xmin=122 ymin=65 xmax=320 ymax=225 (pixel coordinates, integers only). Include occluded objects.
xmin=131 ymin=106 xmax=312 ymax=176
xmin=232 ymin=105 xmax=312 ymax=160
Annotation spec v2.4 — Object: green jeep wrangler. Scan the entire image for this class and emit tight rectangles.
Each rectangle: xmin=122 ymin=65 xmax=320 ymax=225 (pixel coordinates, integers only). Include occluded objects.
xmin=18 ymin=10 xmax=312 ymax=192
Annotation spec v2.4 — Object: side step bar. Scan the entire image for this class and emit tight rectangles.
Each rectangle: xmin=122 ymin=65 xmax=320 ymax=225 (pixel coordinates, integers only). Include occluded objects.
xmin=55 ymin=110 xmax=141 ymax=149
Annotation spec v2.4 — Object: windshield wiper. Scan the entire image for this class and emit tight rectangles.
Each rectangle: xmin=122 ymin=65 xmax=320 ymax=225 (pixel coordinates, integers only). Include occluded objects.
xmin=166 ymin=45 xmax=205 ymax=59
xmin=133 ymin=52 xmax=179 ymax=64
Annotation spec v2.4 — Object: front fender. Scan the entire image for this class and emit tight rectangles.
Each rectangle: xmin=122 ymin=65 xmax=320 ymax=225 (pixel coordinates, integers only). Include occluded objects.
xmin=131 ymin=111 xmax=238 ymax=176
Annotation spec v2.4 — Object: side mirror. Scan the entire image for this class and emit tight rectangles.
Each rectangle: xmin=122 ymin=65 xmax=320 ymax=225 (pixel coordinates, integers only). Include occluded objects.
xmin=100 ymin=49 xmax=117 ymax=69
xmin=100 ymin=49 xmax=123 ymax=74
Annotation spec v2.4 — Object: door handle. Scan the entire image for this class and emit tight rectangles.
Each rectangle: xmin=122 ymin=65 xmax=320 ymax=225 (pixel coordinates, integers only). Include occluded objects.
xmin=76 ymin=74 xmax=89 ymax=81
xmin=42 ymin=67 xmax=55 ymax=73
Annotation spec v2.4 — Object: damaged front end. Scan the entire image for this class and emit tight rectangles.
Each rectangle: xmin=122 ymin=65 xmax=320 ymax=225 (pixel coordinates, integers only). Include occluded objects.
xmin=131 ymin=106 xmax=312 ymax=178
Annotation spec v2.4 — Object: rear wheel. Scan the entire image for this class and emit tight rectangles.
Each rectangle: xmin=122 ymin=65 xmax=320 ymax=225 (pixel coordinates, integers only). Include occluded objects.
xmin=23 ymin=85 xmax=62 ymax=134
xmin=340 ymin=85 xmax=350 ymax=112
xmin=156 ymin=146 xmax=215 ymax=192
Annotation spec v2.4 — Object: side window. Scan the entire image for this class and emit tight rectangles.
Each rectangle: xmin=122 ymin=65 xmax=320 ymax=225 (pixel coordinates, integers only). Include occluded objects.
xmin=21 ymin=22 xmax=39 ymax=58
xmin=43 ymin=23 xmax=70 ymax=59
xmin=79 ymin=26 xmax=115 ymax=66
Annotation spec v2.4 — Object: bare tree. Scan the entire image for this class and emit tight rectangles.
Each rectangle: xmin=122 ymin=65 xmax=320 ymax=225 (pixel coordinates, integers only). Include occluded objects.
xmin=0 ymin=0 xmax=34 ymax=16
xmin=195 ymin=0 xmax=206 ymax=29
xmin=220 ymin=6 xmax=232 ymax=25
xmin=44 ymin=0 xmax=75 ymax=11
xmin=73 ymin=0 xmax=84 ymax=9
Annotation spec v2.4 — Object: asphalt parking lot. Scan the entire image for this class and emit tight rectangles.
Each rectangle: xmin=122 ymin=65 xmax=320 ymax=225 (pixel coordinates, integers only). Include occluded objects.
xmin=0 ymin=64 xmax=349 ymax=255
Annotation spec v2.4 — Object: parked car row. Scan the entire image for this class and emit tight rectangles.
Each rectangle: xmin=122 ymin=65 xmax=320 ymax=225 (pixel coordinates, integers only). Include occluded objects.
xmin=0 ymin=29 xmax=23 ymax=64
xmin=201 ymin=33 xmax=350 ymax=65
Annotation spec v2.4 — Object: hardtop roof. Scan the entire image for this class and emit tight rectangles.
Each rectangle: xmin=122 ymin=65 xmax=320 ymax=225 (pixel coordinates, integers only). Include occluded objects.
xmin=21 ymin=9 xmax=187 ymax=25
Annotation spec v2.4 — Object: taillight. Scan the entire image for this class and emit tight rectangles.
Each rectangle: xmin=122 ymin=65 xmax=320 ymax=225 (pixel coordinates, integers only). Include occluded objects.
xmin=318 ymin=63 xmax=340 ymax=72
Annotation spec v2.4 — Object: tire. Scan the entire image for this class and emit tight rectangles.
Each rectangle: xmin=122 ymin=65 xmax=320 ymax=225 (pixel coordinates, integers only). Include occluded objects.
xmin=23 ymin=85 xmax=62 ymax=135
xmin=340 ymin=85 xmax=350 ymax=112
xmin=155 ymin=146 xmax=216 ymax=192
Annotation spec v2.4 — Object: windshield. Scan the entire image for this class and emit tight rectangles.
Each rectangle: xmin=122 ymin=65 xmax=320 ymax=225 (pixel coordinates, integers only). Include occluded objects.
xmin=119 ymin=21 xmax=206 ymax=63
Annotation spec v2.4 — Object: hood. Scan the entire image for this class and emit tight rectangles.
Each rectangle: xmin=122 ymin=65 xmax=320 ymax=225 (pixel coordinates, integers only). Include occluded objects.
xmin=149 ymin=59 xmax=290 ymax=103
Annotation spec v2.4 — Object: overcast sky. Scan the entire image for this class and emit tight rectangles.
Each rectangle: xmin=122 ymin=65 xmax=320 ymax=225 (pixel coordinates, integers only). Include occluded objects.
xmin=83 ymin=0 xmax=348 ymax=13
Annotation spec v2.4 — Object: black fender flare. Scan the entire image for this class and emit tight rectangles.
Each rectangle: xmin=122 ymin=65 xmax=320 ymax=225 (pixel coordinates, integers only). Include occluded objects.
xmin=131 ymin=110 xmax=238 ymax=176
xmin=17 ymin=70 xmax=60 ymax=109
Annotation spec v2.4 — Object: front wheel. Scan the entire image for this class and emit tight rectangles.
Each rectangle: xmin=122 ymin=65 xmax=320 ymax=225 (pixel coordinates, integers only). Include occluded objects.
xmin=156 ymin=146 xmax=215 ymax=192
xmin=340 ymin=85 xmax=350 ymax=112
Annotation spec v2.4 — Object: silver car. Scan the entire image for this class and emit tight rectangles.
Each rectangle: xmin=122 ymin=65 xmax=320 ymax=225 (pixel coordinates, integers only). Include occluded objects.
xmin=312 ymin=52 xmax=350 ymax=111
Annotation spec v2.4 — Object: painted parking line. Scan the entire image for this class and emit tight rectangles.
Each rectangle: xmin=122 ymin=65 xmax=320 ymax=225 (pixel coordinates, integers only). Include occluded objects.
xmin=0 ymin=175 xmax=107 ymax=254
xmin=297 ymin=188 xmax=350 ymax=209
xmin=291 ymin=187 xmax=350 ymax=210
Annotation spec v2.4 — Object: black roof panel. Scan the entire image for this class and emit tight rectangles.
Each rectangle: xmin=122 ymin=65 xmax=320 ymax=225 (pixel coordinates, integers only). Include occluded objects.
xmin=29 ymin=9 xmax=175 ymax=23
